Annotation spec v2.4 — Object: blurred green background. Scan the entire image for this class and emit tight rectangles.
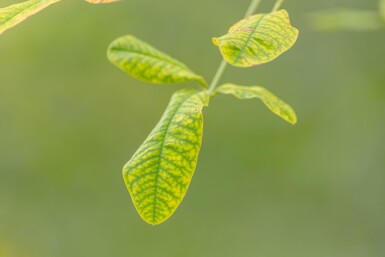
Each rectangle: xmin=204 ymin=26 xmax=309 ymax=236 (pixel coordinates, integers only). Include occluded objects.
xmin=1 ymin=0 xmax=384 ymax=256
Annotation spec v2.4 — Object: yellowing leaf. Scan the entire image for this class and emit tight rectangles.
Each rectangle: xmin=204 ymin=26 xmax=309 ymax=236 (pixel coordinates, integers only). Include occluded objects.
xmin=123 ymin=88 xmax=210 ymax=225
xmin=0 ymin=0 xmax=60 ymax=36
xmin=107 ymin=35 xmax=207 ymax=87
xmin=85 ymin=0 xmax=119 ymax=4
xmin=216 ymin=83 xmax=297 ymax=124
xmin=212 ymin=10 xmax=299 ymax=67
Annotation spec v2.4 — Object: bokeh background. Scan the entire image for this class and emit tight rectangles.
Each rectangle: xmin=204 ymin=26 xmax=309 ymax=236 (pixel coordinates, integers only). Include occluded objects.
xmin=1 ymin=0 xmax=384 ymax=256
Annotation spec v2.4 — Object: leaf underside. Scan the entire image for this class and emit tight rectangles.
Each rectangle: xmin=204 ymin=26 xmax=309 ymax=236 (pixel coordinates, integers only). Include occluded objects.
xmin=107 ymin=35 xmax=207 ymax=87
xmin=123 ymin=88 xmax=210 ymax=225
xmin=0 ymin=0 xmax=60 ymax=36
xmin=213 ymin=9 xmax=299 ymax=67
xmin=216 ymin=83 xmax=297 ymax=124
xmin=308 ymin=8 xmax=384 ymax=31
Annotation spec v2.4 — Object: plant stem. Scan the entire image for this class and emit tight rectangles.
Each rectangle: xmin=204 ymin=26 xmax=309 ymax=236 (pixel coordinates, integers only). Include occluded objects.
xmin=208 ymin=59 xmax=227 ymax=94
xmin=272 ymin=0 xmax=284 ymax=12
xmin=208 ymin=0 xmax=262 ymax=94
xmin=244 ymin=0 xmax=263 ymax=17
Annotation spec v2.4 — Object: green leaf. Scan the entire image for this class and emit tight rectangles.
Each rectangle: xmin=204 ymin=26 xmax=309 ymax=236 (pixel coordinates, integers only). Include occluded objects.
xmin=123 ymin=88 xmax=210 ymax=225
xmin=107 ymin=35 xmax=207 ymax=87
xmin=212 ymin=10 xmax=299 ymax=67
xmin=0 ymin=0 xmax=60 ymax=36
xmin=216 ymin=83 xmax=297 ymax=124
xmin=308 ymin=9 xmax=383 ymax=31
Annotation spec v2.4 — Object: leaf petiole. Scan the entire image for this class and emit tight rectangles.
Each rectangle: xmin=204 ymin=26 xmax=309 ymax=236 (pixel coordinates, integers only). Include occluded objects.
xmin=272 ymin=0 xmax=285 ymax=12
xmin=244 ymin=0 xmax=263 ymax=17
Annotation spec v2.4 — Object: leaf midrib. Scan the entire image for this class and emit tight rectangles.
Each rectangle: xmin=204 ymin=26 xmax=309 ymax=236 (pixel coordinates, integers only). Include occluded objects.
xmin=0 ymin=0 xmax=58 ymax=28
xmin=110 ymin=47 xmax=191 ymax=71
xmin=151 ymin=91 xmax=200 ymax=224
xmin=233 ymin=14 xmax=266 ymax=64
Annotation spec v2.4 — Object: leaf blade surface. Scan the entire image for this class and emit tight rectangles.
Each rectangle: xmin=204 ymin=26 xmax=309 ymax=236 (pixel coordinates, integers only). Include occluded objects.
xmin=213 ymin=10 xmax=299 ymax=67
xmin=216 ymin=83 xmax=297 ymax=124
xmin=0 ymin=0 xmax=60 ymax=36
xmin=108 ymin=35 xmax=206 ymax=87
xmin=123 ymin=88 xmax=209 ymax=225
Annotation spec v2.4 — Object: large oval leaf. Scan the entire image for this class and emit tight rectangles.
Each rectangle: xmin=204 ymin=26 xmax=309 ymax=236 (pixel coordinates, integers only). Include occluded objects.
xmin=107 ymin=35 xmax=207 ymax=87
xmin=0 ymin=0 xmax=60 ymax=36
xmin=123 ymin=88 xmax=210 ymax=225
xmin=212 ymin=10 xmax=299 ymax=67
xmin=216 ymin=83 xmax=297 ymax=124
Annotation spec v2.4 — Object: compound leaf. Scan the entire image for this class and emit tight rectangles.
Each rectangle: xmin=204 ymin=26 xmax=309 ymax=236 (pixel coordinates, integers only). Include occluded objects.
xmin=123 ymin=88 xmax=210 ymax=225
xmin=216 ymin=83 xmax=297 ymax=124
xmin=108 ymin=35 xmax=207 ymax=87
xmin=0 ymin=0 xmax=60 ymax=36
xmin=212 ymin=10 xmax=299 ymax=67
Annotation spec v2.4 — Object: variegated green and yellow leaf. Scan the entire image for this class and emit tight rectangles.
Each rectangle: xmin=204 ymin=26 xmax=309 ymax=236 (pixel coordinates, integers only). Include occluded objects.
xmin=0 ymin=0 xmax=60 ymax=36
xmin=216 ymin=83 xmax=297 ymax=124
xmin=107 ymin=35 xmax=207 ymax=87
xmin=123 ymin=88 xmax=210 ymax=225
xmin=212 ymin=10 xmax=299 ymax=67
xmin=85 ymin=0 xmax=119 ymax=4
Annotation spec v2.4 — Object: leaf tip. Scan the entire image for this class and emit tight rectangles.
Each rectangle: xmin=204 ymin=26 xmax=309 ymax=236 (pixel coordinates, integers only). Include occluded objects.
xmin=288 ymin=115 xmax=298 ymax=125
xmin=212 ymin=37 xmax=219 ymax=46
xmin=283 ymin=106 xmax=298 ymax=125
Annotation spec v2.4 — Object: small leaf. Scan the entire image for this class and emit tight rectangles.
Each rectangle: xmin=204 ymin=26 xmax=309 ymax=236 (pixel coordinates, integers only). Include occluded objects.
xmin=216 ymin=83 xmax=297 ymax=124
xmin=107 ymin=35 xmax=207 ymax=87
xmin=308 ymin=9 xmax=383 ymax=31
xmin=0 ymin=0 xmax=60 ymax=36
xmin=85 ymin=0 xmax=119 ymax=4
xmin=123 ymin=88 xmax=210 ymax=225
xmin=212 ymin=10 xmax=299 ymax=67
